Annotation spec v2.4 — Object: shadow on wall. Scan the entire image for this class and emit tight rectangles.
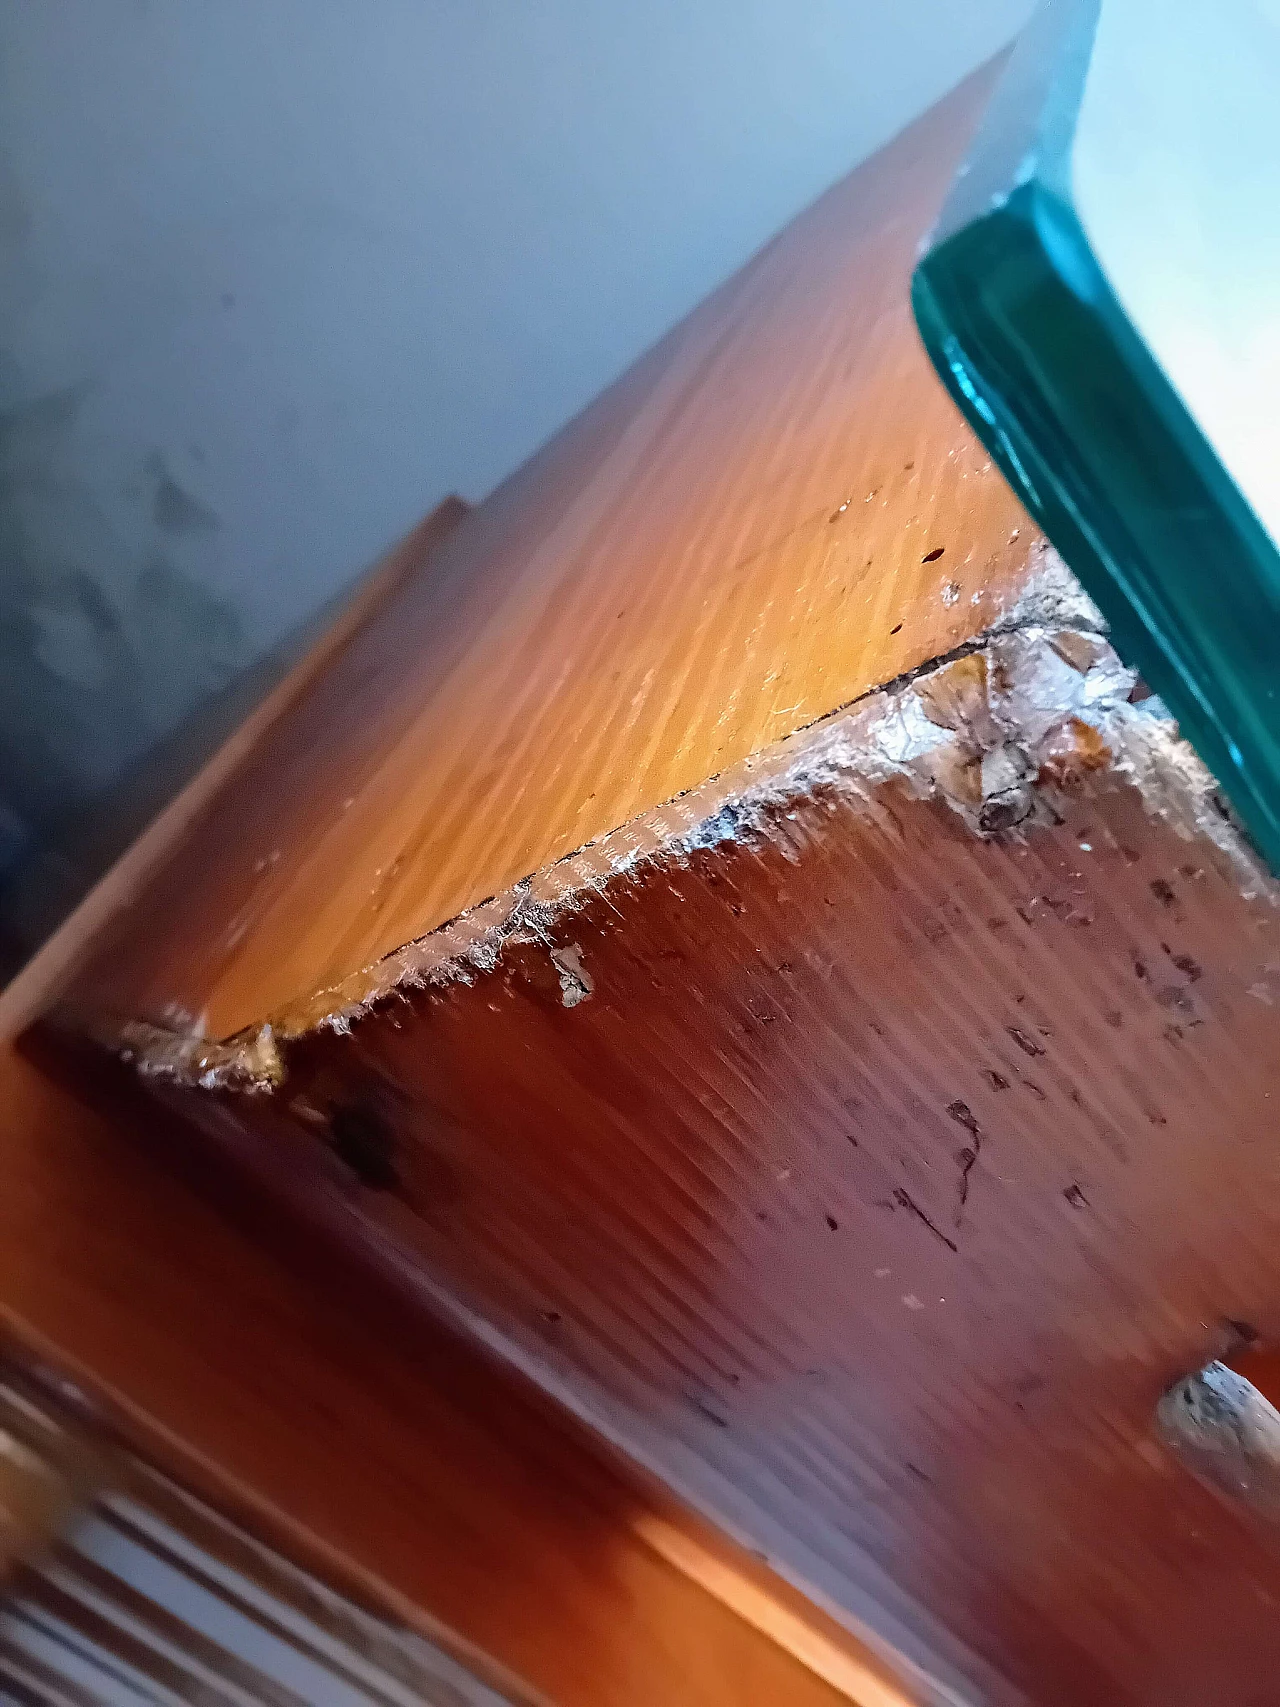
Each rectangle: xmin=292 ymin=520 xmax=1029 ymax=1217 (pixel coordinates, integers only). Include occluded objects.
xmin=0 ymin=373 xmax=256 ymax=970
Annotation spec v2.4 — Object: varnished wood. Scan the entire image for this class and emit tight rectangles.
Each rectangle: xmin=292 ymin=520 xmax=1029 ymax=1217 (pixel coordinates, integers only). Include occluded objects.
xmin=0 ymin=1037 xmax=902 ymax=1707
xmin=63 ymin=60 xmax=1032 ymax=1043
xmin=0 ymin=1371 xmax=524 ymax=1706
xmin=137 ymin=748 xmax=1280 ymax=1706
xmin=0 ymin=497 xmax=472 ymax=976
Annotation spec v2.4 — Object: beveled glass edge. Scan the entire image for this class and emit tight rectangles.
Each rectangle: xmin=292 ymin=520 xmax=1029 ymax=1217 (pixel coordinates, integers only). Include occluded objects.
xmin=911 ymin=3 xmax=1280 ymax=872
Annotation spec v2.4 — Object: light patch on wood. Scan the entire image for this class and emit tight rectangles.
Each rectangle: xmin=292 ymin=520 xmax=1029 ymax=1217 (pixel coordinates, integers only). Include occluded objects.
xmin=632 ymin=1513 xmax=926 ymax=1707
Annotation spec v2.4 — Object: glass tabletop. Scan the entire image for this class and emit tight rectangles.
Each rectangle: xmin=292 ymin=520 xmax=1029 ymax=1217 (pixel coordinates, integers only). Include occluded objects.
xmin=913 ymin=0 xmax=1280 ymax=871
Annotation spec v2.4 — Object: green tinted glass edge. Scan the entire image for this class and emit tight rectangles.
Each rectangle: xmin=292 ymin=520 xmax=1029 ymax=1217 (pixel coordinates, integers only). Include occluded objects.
xmin=913 ymin=156 xmax=1280 ymax=875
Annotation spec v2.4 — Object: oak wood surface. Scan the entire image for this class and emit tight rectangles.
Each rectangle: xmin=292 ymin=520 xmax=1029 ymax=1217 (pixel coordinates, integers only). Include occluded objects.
xmin=65 ymin=59 xmax=1033 ymax=1043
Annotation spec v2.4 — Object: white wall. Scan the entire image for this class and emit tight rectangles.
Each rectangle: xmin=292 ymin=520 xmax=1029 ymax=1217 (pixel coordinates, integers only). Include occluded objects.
xmin=0 ymin=0 xmax=1031 ymax=935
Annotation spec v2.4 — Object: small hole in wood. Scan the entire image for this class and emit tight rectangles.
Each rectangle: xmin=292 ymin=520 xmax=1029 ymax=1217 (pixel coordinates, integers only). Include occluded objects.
xmin=328 ymin=1101 xmax=400 ymax=1191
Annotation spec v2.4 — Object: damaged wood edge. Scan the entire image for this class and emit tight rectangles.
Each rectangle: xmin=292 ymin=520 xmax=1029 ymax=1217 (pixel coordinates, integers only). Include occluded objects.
xmin=87 ymin=550 xmax=1276 ymax=1092
xmin=111 ymin=1018 xmax=286 ymax=1095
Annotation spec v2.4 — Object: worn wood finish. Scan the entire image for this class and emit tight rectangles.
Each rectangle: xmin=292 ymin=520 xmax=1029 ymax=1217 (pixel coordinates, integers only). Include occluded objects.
xmin=133 ymin=744 xmax=1280 ymax=1707
xmin=0 ymin=1040 xmax=902 ymax=1707
xmin=65 ymin=59 xmax=1034 ymax=1043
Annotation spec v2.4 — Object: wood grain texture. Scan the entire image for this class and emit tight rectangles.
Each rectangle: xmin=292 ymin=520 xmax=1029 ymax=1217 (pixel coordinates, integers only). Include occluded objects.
xmin=0 ymin=1039 xmax=905 ymax=1707
xmin=138 ymin=740 xmax=1280 ymax=1707
xmin=64 ymin=58 xmax=1036 ymax=1043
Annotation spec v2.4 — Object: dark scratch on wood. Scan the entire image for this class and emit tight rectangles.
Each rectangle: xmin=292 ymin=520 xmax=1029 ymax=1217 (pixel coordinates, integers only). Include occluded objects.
xmin=947 ymin=1099 xmax=983 ymax=1224
xmin=893 ymin=1187 xmax=958 ymax=1252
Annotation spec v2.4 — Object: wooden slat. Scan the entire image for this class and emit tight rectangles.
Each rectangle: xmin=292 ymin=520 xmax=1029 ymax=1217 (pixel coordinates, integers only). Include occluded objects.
xmin=58 ymin=58 xmax=1034 ymax=1043
xmin=0 ymin=1039 xmax=908 ymax=1707
xmin=0 ymin=63 xmax=1051 ymax=1707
